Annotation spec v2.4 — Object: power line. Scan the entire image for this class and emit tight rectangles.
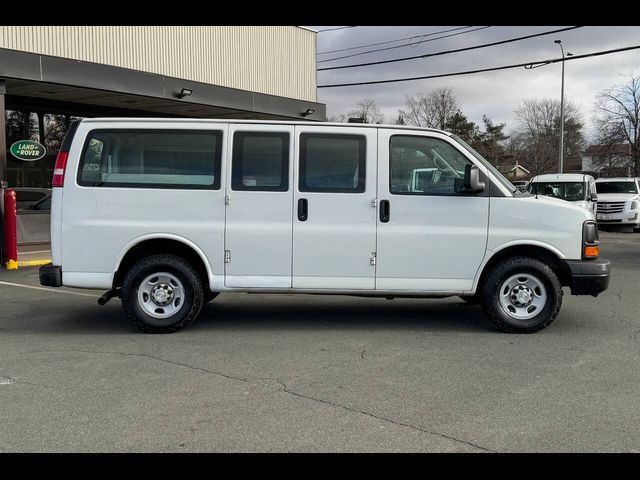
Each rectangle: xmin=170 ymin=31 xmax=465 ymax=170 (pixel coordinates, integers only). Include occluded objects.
xmin=317 ymin=26 xmax=475 ymax=55
xmin=318 ymin=26 xmax=491 ymax=64
xmin=317 ymin=26 xmax=583 ymax=71
xmin=317 ymin=44 xmax=640 ymax=88
xmin=316 ymin=26 xmax=357 ymax=33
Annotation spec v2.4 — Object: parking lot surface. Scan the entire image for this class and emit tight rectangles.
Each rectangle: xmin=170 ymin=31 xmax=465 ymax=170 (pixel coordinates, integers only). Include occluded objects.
xmin=1 ymin=231 xmax=639 ymax=452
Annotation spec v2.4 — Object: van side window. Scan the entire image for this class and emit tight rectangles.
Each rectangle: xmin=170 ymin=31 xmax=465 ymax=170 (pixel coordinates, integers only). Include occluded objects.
xmin=389 ymin=135 xmax=473 ymax=195
xmin=299 ymin=133 xmax=365 ymax=193
xmin=232 ymin=132 xmax=289 ymax=192
xmin=78 ymin=130 xmax=223 ymax=189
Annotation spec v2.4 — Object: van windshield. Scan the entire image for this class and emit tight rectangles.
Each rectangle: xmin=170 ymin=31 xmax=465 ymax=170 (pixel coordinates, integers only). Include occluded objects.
xmin=528 ymin=182 xmax=586 ymax=202
xmin=450 ymin=135 xmax=516 ymax=194
xmin=596 ymin=181 xmax=638 ymax=194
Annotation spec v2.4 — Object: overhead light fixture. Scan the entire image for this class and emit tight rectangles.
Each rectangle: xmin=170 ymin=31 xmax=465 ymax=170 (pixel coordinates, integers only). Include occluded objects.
xmin=302 ymin=108 xmax=315 ymax=117
xmin=176 ymin=88 xmax=193 ymax=99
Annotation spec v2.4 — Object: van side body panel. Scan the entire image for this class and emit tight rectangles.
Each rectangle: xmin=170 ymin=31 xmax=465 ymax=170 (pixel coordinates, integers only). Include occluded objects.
xmin=60 ymin=121 xmax=228 ymax=290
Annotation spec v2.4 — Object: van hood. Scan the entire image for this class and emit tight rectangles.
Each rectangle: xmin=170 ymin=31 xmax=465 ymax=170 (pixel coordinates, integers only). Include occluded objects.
xmin=596 ymin=193 xmax=639 ymax=202
xmin=524 ymin=192 xmax=595 ymax=217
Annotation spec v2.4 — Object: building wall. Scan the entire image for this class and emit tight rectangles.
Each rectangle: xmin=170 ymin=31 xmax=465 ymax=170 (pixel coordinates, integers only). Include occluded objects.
xmin=0 ymin=26 xmax=317 ymax=102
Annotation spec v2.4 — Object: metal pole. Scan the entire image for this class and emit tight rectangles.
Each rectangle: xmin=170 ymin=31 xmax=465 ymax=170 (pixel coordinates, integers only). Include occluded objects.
xmin=556 ymin=41 xmax=565 ymax=174
xmin=0 ymin=80 xmax=6 ymax=184
xmin=559 ymin=55 xmax=565 ymax=173
xmin=0 ymin=80 xmax=6 ymax=266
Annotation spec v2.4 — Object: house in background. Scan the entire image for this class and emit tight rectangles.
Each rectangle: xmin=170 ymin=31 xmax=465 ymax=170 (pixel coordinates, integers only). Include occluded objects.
xmin=502 ymin=160 xmax=531 ymax=180
xmin=582 ymin=144 xmax=633 ymax=178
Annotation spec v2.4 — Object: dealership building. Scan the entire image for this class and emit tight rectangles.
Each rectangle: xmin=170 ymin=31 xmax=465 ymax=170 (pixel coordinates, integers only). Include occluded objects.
xmin=0 ymin=26 xmax=325 ymax=263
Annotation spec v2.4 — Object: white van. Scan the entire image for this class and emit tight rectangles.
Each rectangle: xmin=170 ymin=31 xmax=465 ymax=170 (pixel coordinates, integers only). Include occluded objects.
xmin=527 ymin=174 xmax=598 ymax=214
xmin=594 ymin=177 xmax=640 ymax=232
xmin=40 ymin=119 xmax=610 ymax=334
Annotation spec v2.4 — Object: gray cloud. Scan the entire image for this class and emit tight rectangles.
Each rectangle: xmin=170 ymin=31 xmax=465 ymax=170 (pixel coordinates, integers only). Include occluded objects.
xmin=309 ymin=26 xmax=640 ymax=141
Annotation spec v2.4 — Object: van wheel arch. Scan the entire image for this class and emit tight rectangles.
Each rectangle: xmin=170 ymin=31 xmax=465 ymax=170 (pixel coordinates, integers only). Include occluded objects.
xmin=477 ymin=245 xmax=570 ymax=292
xmin=114 ymin=238 xmax=212 ymax=294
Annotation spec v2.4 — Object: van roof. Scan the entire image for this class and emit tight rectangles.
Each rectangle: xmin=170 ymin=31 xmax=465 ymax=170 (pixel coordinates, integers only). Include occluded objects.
xmin=529 ymin=173 xmax=593 ymax=183
xmin=78 ymin=117 xmax=452 ymax=135
xmin=595 ymin=177 xmax=639 ymax=182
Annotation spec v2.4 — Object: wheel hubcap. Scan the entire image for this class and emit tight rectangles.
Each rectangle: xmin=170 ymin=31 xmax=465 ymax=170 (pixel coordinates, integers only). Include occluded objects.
xmin=138 ymin=272 xmax=185 ymax=319
xmin=499 ymin=273 xmax=547 ymax=320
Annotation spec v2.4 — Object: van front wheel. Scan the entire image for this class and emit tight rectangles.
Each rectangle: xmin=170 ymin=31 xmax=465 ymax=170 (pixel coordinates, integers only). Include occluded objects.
xmin=481 ymin=256 xmax=562 ymax=333
xmin=121 ymin=254 xmax=205 ymax=333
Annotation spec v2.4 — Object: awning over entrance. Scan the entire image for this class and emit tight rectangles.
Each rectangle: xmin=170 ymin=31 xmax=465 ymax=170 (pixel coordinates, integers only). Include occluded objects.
xmin=0 ymin=47 xmax=326 ymax=121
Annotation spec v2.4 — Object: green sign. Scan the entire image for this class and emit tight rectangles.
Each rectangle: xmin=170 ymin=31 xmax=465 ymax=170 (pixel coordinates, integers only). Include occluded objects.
xmin=10 ymin=140 xmax=46 ymax=161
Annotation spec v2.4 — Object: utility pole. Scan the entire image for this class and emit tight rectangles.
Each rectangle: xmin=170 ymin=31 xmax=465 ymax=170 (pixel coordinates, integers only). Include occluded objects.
xmin=554 ymin=40 xmax=572 ymax=174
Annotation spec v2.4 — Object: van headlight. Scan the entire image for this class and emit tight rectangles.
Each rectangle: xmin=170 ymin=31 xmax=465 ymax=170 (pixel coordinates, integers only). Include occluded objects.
xmin=582 ymin=221 xmax=599 ymax=259
xmin=630 ymin=201 xmax=638 ymax=210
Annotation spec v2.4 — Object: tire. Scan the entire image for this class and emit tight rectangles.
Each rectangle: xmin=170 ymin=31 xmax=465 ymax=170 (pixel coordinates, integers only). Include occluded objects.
xmin=480 ymin=256 xmax=562 ymax=334
xmin=121 ymin=254 xmax=205 ymax=333
xmin=205 ymin=291 xmax=220 ymax=302
xmin=459 ymin=294 xmax=480 ymax=305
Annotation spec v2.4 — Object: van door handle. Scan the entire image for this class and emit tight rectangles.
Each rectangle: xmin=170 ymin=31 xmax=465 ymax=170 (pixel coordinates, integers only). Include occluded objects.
xmin=380 ymin=200 xmax=390 ymax=223
xmin=298 ymin=198 xmax=308 ymax=221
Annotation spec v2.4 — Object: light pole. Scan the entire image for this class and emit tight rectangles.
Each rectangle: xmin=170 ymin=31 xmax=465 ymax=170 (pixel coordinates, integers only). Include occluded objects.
xmin=554 ymin=40 xmax=572 ymax=173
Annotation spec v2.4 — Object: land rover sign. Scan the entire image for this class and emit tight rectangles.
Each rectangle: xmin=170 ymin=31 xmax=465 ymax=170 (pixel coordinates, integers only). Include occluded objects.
xmin=10 ymin=140 xmax=46 ymax=161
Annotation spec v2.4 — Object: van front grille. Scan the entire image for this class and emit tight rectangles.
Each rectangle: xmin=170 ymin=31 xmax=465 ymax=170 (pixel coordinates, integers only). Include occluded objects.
xmin=597 ymin=202 xmax=625 ymax=213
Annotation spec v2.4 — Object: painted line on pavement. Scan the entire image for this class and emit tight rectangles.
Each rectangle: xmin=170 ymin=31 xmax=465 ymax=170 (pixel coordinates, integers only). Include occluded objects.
xmin=0 ymin=280 xmax=97 ymax=298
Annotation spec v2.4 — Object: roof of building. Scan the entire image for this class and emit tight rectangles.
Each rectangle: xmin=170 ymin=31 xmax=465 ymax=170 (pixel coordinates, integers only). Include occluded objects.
xmin=584 ymin=144 xmax=631 ymax=156
xmin=505 ymin=164 xmax=530 ymax=174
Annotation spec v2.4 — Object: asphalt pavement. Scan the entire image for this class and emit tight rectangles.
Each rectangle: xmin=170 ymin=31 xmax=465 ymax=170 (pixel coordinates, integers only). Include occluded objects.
xmin=1 ymin=231 xmax=639 ymax=452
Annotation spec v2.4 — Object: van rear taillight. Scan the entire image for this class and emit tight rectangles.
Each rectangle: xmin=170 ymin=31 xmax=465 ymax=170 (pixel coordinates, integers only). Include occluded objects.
xmin=52 ymin=151 xmax=69 ymax=187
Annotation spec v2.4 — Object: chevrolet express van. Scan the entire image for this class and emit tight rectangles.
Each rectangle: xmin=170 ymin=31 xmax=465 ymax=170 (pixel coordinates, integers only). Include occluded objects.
xmin=40 ymin=119 xmax=610 ymax=334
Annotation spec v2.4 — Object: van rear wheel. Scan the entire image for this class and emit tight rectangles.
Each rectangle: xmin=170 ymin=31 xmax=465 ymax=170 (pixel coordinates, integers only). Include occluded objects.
xmin=480 ymin=256 xmax=562 ymax=333
xmin=121 ymin=254 xmax=204 ymax=333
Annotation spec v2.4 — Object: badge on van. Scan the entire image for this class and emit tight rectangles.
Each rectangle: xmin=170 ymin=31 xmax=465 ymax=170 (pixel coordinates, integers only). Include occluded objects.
xmin=10 ymin=140 xmax=47 ymax=161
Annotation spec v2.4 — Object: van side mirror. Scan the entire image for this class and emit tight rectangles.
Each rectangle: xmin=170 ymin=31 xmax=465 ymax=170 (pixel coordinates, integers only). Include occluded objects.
xmin=462 ymin=164 xmax=485 ymax=193
xmin=590 ymin=192 xmax=598 ymax=202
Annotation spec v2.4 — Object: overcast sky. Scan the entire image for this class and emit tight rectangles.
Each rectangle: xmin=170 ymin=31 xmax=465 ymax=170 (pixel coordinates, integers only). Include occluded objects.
xmin=306 ymin=26 xmax=640 ymax=142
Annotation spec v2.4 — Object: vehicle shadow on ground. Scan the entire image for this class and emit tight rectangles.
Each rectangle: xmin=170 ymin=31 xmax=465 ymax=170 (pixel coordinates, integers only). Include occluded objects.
xmin=6 ymin=295 xmax=498 ymax=335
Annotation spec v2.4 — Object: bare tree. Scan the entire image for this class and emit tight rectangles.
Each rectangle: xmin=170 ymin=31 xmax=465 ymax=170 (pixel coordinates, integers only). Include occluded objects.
xmin=593 ymin=74 xmax=640 ymax=176
xmin=510 ymin=98 xmax=585 ymax=176
xmin=400 ymin=87 xmax=458 ymax=129
xmin=348 ymin=98 xmax=385 ymax=124
xmin=327 ymin=113 xmax=348 ymax=123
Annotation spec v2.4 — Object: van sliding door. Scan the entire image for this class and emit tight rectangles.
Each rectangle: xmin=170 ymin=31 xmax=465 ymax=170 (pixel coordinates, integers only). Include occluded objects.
xmin=224 ymin=124 xmax=294 ymax=288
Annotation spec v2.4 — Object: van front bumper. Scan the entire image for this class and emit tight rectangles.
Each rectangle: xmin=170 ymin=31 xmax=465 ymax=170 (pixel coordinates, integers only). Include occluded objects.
xmin=564 ymin=259 xmax=610 ymax=297
xmin=39 ymin=264 xmax=62 ymax=287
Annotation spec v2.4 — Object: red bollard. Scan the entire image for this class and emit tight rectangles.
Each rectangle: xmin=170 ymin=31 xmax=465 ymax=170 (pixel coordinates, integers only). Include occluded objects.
xmin=3 ymin=189 xmax=18 ymax=269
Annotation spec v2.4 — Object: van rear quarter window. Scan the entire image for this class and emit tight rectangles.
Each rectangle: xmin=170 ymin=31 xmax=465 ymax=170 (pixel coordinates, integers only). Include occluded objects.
xmin=77 ymin=129 xmax=223 ymax=189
